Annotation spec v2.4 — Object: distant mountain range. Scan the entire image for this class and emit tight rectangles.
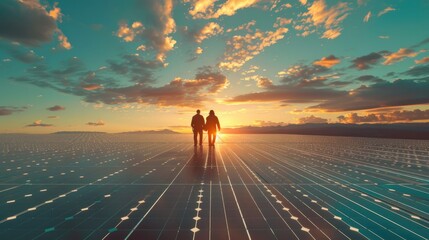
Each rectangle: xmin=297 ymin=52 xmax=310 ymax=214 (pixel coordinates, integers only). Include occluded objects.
xmin=222 ymin=123 xmax=429 ymax=140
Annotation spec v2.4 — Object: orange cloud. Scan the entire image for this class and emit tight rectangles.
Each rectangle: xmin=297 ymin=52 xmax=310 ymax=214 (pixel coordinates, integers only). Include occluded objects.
xmin=378 ymin=7 xmax=395 ymax=17
xmin=220 ymin=27 xmax=288 ymax=71
xmin=212 ymin=0 xmax=260 ymax=18
xmin=186 ymin=0 xmax=216 ymax=18
xmin=82 ymin=84 xmax=103 ymax=91
xmin=186 ymin=0 xmax=261 ymax=19
xmin=195 ymin=47 xmax=203 ymax=55
xmin=303 ymin=0 xmax=350 ymax=39
xmin=116 ymin=21 xmax=144 ymax=42
xmin=57 ymin=32 xmax=71 ymax=49
xmin=194 ymin=22 xmax=223 ymax=43
xmin=338 ymin=109 xmax=429 ymax=123
xmin=87 ymin=120 xmax=105 ymax=126
xmin=298 ymin=115 xmax=328 ymax=124
xmin=383 ymin=48 xmax=422 ymax=65
xmin=415 ymin=57 xmax=429 ymax=64
xmin=363 ymin=11 xmax=371 ymax=22
xmin=313 ymin=55 xmax=340 ymax=68
xmin=48 ymin=3 xmax=62 ymax=22
xmin=26 ymin=120 xmax=53 ymax=127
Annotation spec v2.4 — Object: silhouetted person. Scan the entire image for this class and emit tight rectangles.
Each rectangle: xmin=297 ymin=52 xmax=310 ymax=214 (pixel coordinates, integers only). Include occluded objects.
xmin=206 ymin=110 xmax=220 ymax=146
xmin=191 ymin=109 xmax=205 ymax=146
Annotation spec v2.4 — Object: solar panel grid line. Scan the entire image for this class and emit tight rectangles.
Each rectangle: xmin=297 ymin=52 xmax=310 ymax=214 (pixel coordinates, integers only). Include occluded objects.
xmin=225 ymin=148 xmax=283 ymax=240
xmin=245 ymin=144 xmax=405 ymax=239
xmin=287 ymin=145 xmax=429 ymax=183
xmin=273 ymin=145 xmax=429 ymax=223
xmin=236 ymin=153 xmax=352 ymax=240
xmin=297 ymin=157 xmax=429 ymax=221
xmin=217 ymin=147 xmax=253 ymax=240
xmin=258 ymin=145 xmax=429 ymax=239
xmin=232 ymin=146 xmax=347 ymax=240
xmin=1 ymin=143 xmax=179 ymax=235
xmin=123 ymin=146 xmax=194 ymax=240
xmin=213 ymin=147 xmax=232 ymax=240
xmin=1 ymin=134 xmax=428 ymax=239
xmin=225 ymin=147 xmax=306 ymax=240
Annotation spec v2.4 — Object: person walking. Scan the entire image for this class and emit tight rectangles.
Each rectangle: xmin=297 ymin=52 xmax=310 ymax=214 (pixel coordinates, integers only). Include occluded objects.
xmin=191 ymin=109 xmax=205 ymax=146
xmin=205 ymin=110 xmax=221 ymax=146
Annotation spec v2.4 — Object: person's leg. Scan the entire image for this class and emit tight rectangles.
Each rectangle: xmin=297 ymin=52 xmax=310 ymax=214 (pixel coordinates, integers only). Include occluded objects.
xmin=208 ymin=132 xmax=212 ymax=145
xmin=212 ymin=132 xmax=217 ymax=144
xmin=193 ymin=131 xmax=197 ymax=145
xmin=198 ymin=130 xmax=203 ymax=145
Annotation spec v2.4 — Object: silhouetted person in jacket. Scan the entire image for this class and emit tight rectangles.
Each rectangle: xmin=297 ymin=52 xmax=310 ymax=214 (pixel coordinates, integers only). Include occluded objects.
xmin=191 ymin=109 xmax=205 ymax=146
xmin=206 ymin=110 xmax=220 ymax=146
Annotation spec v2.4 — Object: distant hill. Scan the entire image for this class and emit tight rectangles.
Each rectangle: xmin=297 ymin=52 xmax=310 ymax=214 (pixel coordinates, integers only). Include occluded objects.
xmin=118 ymin=129 xmax=180 ymax=134
xmin=53 ymin=131 xmax=107 ymax=134
xmin=222 ymin=123 xmax=429 ymax=140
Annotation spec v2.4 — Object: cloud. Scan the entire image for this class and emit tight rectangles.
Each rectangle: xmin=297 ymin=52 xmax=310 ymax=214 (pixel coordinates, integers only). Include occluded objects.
xmin=302 ymin=0 xmax=350 ymax=39
xmin=355 ymin=75 xmax=384 ymax=83
xmin=48 ymin=2 xmax=62 ymax=21
xmin=363 ymin=11 xmax=371 ymax=22
xmin=116 ymin=21 xmax=144 ymax=42
xmin=402 ymin=64 xmax=429 ymax=77
xmin=0 ymin=0 xmax=57 ymax=45
xmin=220 ymin=27 xmax=288 ymax=71
xmin=212 ymin=0 xmax=260 ymax=18
xmin=119 ymin=0 xmax=176 ymax=62
xmin=256 ymin=77 xmax=273 ymax=88
xmin=57 ymin=32 xmax=71 ymax=49
xmin=83 ymin=66 xmax=228 ymax=107
xmin=279 ymin=64 xmax=329 ymax=83
xmin=0 ymin=0 xmax=70 ymax=48
xmin=82 ymin=83 xmax=103 ymax=91
xmin=298 ymin=115 xmax=328 ymax=124
xmin=350 ymin=52 xmax=386 ymax=70
xmin=185 ymin=0 xmax=263 ymax=19
xmin=4 ymin=47 xmax=43 ymax=63
xmin=254 ymin=120 xmax=287 ymax=127
xmin=383 ymin=48 xmax=422 ymax=65
xmin=378 ymin=7 xmax=395 ymax=17
xmin=415 ymin=57 xmax=429 ymax=64
xmin=0 ymin=106 xmax=26 ymax=116
xmin=136 ymin=44 xmax=146 ymax=51
xmin=410 ymin=37 xmax=429 ymax=49
xmin=310 ymin=78 xmax=429 ymax=111
xmin=313 ymin=55 xmax=340 ymax=68
xmin=193 ymin=22 xmax=223 ymax=43
xmin=227 ymin=72 xmax=344 ymax=104
xmin=338 ymin=109 xmax=429 ymax=123
xmin=195 ymin=47 xmax=203 ymax=55
xmin=26 ymin=120 xmax=53 ymax=127
xmin=16 ymin=60 xmax=228 ymax=108
xmin=273 ymin=17 xmax=292 ymax=28
xmin=299 ymin=0 xmax=307 ymax=5
xmin=141 ymin=0 xmax=176 ymax=62
xmin=227 ymin=20 xmax=256 ymax=33
xmin=87 ymin=120 xmax=105 ymax=126
xmin=47 ymin=105 xmax=65 ymax=111
xmin=184 ymin=0 xmax=217 ymax=18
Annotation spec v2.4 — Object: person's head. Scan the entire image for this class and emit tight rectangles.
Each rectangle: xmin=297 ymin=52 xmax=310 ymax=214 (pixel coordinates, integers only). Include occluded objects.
xmin=196 ymin=109 xmax=200 ymax=114
xmin=209 ymin=110 xmax=215 ymax=116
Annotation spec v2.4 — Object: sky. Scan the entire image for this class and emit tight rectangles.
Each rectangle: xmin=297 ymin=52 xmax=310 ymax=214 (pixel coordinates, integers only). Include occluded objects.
xmin=1 ymin=0 xmax=429 ymax=133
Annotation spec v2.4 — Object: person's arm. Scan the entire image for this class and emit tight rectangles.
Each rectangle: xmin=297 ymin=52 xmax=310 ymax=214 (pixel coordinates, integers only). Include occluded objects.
xmin=217 ymin=117 xmax=221 ymax=131
xmin=191 ymin=116 xmax=195 ymax=128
